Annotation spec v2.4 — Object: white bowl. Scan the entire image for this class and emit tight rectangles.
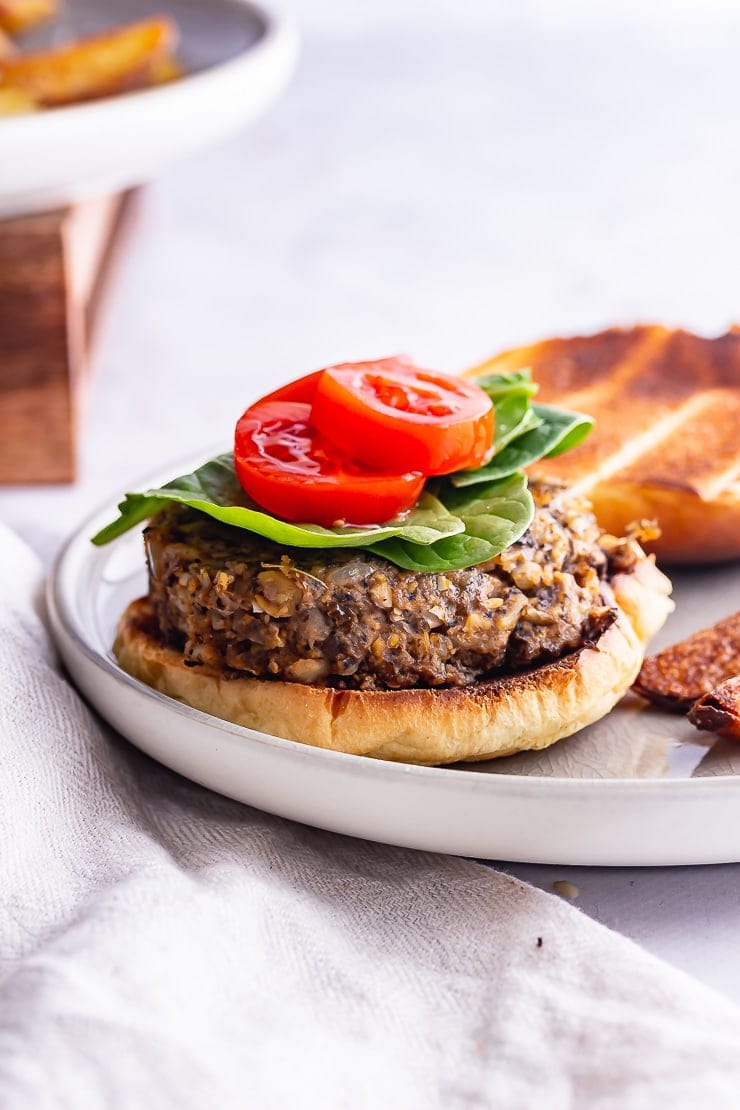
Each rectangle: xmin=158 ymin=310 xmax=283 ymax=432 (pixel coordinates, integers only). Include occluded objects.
xmin=0 ymin=0 xmax=298 ymax=217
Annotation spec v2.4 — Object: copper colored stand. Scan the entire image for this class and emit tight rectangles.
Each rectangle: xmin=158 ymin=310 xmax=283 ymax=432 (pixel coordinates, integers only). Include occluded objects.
xmin=0 ymin=191 xmax=136 ymax=483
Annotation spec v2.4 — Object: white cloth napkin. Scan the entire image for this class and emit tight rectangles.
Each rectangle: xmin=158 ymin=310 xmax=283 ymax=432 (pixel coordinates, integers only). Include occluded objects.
xmin=2 ymin=523 xmax=740 ymax=1110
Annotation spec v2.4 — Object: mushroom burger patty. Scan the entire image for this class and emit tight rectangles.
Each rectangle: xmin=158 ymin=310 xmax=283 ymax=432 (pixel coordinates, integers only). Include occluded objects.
xmin=144 ymin=483 xmax=632 ymax=691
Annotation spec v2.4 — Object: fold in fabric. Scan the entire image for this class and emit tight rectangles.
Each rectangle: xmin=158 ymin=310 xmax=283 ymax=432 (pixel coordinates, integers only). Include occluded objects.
xmin=1 ymin=523 xmax=740 ymax=1110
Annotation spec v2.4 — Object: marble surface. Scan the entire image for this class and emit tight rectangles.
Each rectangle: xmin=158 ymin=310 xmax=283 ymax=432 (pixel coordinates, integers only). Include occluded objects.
xmin=3 ymin=1 xmax=740 ymax=1001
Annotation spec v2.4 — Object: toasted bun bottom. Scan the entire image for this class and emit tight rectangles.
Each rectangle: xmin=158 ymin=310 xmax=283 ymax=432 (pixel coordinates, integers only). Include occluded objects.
xmin=114 ymin=557 xmax=672 ymax=765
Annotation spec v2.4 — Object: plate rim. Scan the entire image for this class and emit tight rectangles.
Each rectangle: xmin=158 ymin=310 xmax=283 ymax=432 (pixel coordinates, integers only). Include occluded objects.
xmin=47 ymin=449 xmax=740 ymax=799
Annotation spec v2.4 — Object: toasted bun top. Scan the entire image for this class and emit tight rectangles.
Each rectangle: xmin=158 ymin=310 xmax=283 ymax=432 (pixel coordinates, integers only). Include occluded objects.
xmin=469 ymin=326 xmax=740 ymax=564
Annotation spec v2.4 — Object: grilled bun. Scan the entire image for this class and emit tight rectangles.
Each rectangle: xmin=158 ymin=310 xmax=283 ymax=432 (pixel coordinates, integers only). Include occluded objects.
xmin=114 ymin=558 xmax=672 ymax=765
xmin=469 ymin=326 xmax=740 ymax=564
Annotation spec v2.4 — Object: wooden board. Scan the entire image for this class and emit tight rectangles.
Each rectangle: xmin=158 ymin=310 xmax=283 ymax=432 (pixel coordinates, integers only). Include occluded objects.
xmin=0 ymin=192 xmax=135 ymax=483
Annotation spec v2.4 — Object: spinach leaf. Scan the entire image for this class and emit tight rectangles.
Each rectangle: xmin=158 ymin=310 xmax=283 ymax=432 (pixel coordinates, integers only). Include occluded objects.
xmin=92 ymin=454 xmax=464 ymax=550
xmin=443 ymin=471 xmax=535 ymax=551
xmin=92 ymin=456 xmax=533 ymax=573
xmin=475 ymin=369 xmax=540 ymax=451
xmin=473 ymin=366 xmax=553 ymax=455
xmin=492 ymin=394 xmax=543 ymax=452
xmin=538 ymin=404 xmax=595 ymax=458
xmin=370 ymin=473 xmax=534 ymax=571
xmin=451 ymin=404 xmax=593 ymax=487
xmin=475 ymin=369 xmax=538 ymax=402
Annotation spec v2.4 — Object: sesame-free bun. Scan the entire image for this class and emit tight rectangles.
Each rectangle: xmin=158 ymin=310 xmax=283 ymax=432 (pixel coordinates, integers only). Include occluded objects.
xmin=114 ymin=557 xmax=672 ymax=766
xmin=469 ymin=326 xmax=740 ymax=565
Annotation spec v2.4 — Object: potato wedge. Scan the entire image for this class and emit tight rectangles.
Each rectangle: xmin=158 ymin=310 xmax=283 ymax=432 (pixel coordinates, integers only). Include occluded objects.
xmin=0 ymin=16 xmax=177 ymax=106
xmin=149 ymin=53 xmax=183 ymax=86
xmin=0 ymin=84 xmax=37 ymax=113
xmin=0 ymin=27 xmax=16 ymax=57
xmin=0 ymin=0 xmax=58 ymax=35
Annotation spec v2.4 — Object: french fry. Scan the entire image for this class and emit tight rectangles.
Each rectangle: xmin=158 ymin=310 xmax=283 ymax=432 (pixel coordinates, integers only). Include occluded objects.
xmin=0 ymin=16 xmax=177 ymax=106
xmin=0 ymin=84 xmax=37 ymax=113
xmin=0 ymin=0 xmax=58 ymax=35
xmin=149 ymin=53 xmax=183 ymax=86
xmin=0 ymin=27 xmax=16 ymax=57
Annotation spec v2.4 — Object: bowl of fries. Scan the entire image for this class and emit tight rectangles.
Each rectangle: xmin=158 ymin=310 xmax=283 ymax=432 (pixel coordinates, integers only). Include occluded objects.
xmin=0 ymin=0 xmax=297 ymax=216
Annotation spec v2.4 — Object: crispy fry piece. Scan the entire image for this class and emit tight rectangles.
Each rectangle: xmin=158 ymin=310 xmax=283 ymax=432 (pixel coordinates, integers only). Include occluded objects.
xmin=149 ymin=53 xmax=183 ymax=85
xmin=688 ymin=676 xmax=740 ymax=740
xmin=0 ymin=83 xmax=36 ymax=113
xmin=0 ymin=0 xmax=57 ymax=34
xmin=633 ymin=611 xmax=740 ymax=711
xmin=0 ymin=28 xmax=16 ymax=57
xmin=0 ymin=16 xmax=177 ymax=106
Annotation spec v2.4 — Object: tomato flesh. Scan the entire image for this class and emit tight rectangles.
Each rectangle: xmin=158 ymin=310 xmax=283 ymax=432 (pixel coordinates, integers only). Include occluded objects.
xmin=258 ymin=370 xmax=322 ymax=406
xmin=234 ymin=401 xmax=424 ymax=526
xmin=310 ymin=357 xmax=494 ymax=475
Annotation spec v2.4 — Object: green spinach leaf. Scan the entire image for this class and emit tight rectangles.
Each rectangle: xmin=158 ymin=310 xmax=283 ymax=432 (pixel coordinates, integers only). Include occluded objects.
xmin=92 ymin=454 xmax=464 ymax=550
xmin=370 ymin=473 xmax=534 ymax=571
xmin=451 ymin=404 xmax=593 ymax=487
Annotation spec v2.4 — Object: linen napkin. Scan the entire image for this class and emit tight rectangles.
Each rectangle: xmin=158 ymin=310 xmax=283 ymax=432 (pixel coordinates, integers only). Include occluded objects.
xmin=2 ymin=522 xmax=740 ymax=1110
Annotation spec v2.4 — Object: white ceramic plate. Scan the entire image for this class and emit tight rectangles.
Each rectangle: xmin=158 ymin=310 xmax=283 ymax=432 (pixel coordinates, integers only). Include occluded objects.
xmin=0 ymin=0 xmax=297 ymax=217
xmin=47 ymin=455 xmax=740 ymax=866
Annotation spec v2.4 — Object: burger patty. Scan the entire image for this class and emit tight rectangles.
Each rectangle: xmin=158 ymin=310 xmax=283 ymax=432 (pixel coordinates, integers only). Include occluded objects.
xmin=144 ymin=483 xmax=633 ymax=691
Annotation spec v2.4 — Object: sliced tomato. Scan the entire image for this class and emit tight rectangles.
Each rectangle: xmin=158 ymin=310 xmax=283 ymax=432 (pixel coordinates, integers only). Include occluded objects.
xmin=310 ymin=357 xmax=494 ymax=475
xmin=257 ymin=370 xmax=322 ymax=406
xmin=234 ymin=401 xmax=424 ymax=526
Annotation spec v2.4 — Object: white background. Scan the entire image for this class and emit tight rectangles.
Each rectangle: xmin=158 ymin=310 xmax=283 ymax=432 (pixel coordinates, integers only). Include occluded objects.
xmin=2 ymin=0 xmax=740 ymax=1000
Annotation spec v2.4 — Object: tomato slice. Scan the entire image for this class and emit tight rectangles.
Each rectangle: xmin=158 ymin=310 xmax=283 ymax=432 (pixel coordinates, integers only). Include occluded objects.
xmin=234 ymin=401 xmax=424 ymax=526
xmin=258 ymin=370 xmax=322 ymax=406
xmin=310 ymin=357 xmax=494 ymax=475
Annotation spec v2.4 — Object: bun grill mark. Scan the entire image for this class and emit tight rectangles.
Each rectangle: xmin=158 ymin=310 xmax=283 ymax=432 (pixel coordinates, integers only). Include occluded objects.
xmin=472 ymin=325 xmax=740 ymax=563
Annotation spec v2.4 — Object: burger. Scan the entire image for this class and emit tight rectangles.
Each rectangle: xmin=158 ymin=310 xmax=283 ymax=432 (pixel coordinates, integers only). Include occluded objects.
xmin=95 ymin=357 xmax=673 ymax=765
